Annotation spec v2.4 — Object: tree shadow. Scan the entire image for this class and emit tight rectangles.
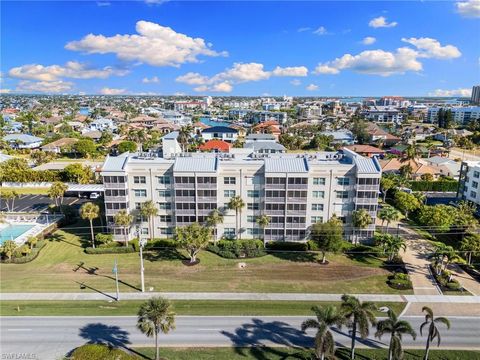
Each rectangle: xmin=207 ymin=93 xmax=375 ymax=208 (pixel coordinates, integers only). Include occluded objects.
xmin=269 ymin=251 xmax=319 ymax=263
xmin=221 ymin=318 xmax=311 ymax=358
xmin=48 ymin=232 xmax=83 ymax=248
xmin=330 ymin=327 xmax=384 ymax=349
xmin=143 ymin=249 xmax=188 ymax=262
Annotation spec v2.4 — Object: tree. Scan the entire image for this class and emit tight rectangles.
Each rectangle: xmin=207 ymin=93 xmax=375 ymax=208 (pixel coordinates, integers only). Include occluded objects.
xmin=256 ymin=214 xmax=270 ymax=245
xmin=174 ymin=222 xmax=211 ymax=263
xmin=1 ymin=189 xmax=18 ymax=212
xmin=394 ymin=191 xmax=421 ymax=218
xmin=460 ymin=233 xmax=480 ymax=265
xmin=455 ymin=201 xmax=478 ymax=231
xmin=137 ymin=296 xmax=176 ymax=360
xmin=118 ymin=140 xmax=137 ymax=154
xmin=206 ymin=208 xmax=223 ymax=245
xmin=140 ymin=200 xmax=158 ymax=242
xmin=62 ymin=164 xmax=92 ymax=184
xmin=432 ymin=243 xmax=459 ymax=274
xmin=1 ymin=240 xmax=17 ymax=260
xmin=228 ymin=196 xmax=245 ymax=240
xmin=417 ymin=205 xmax=456 ymax=233
xmin=177 ymin=125 xmax=193 ymax=151
xmin=26 ymin=236 xmax=38 ymax=250
xmin=399 ymin=164 xmax=414 ymax=180
xmin=74 ymin=139 xmax=97 ymax=158
xmin=340 ymin=294 xmax=377 ymax=360
xmin=421 ymin=173 xmax=434 ymax=181
xmin=385 ymin=236 xmax=406 ymax=262
xmin=311 ymin=216 xmax=344 ymax=263
xmin=301 ymin=305 xmax=345 ymax=360
xmin=380 ymin=177 xmax=395 ymax=202
xmin=378 ymin=206 xmax=400 ymax=233
xmin=114 ymin=210 xmax=133 ymax=247
xmin=420 ymin=306 xmax=450 ymax=360
xmin=375 ymin=308 xmax=417 ymax=360
xmin=80 ymin=202 xmax=100 ymax=248
xmin=351 ymin=118 xmax=370 ymax=144
xmin=48 ymin=182 xmax=68 ymax=209
xmin=351 ymin=209 xmax=372 ymax=244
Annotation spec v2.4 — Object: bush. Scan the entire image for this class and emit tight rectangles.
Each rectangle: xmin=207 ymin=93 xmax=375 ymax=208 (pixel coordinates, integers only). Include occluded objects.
xmin=1 ymin=240 xmax=46 ymax=264
xmin=146 ymin=238 xmax=177 ymax=249
xmin=446 ymin=281 xmax=462 ymax=291
xmin=95 ymin=233 xmax=113 ymax=246
xmin=70 ymin=344 xmax=137 ymax=360
xmin=408 ymin=180 xmax=458 ymax=192
xmin=307 ymin=240 xmax=319 ymax=251
xmin=388 ymin=272 xmax=413 ymax=290
xmin=266 ymin=241 xmax=308 ymax=251
xmin=430 ymin=265 xmax=464 ymax=291
xmin=208 ymin=239 xmax=265 ymax=259
xmin=85 ymin=246 xmax=135 ymax=254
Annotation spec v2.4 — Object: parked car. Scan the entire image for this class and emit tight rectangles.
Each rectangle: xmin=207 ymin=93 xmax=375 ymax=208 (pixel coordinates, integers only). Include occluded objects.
xmin=90 ymin=192 xmax=100 ymax=199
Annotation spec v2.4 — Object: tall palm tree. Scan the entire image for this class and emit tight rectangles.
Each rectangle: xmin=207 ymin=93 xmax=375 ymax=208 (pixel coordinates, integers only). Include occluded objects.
xmin=178 ymin=125 xmax=193 ymax=152
xmin=137 ymin=296 xmax=176 ymax=360
xmin=228 ymin=196 xmax=245 ymax=240
xmin=340 ymin=294 xmax=378 ymax=360
xmin=351 ymin=209 xmax=372 ymax=244
xmin=378 ymin=206 xmax=401 ymax=233
xmin=206 ymin=208 xmax=224 ymax=245
xmin=256 ymin=214 xmax=270 ymax=245
xmin=301 ymin=305 xmax=345 ymax=360
xmin=80 ymin=202 xmax=100 ymax=248
xmin=48 ymin=181 xmax=68 ymax=209
xmin=420 ymin=306 xmax=451 ymax=360
xmin=385 ymin=236 xmax=407 ymax=262
xmin=140 ymin=200 xmax=158 ymax=242
xmin=375 ymin=308 xmax=417 ymax=360
xmin=114 ymin=210 xmax=133 ymax=247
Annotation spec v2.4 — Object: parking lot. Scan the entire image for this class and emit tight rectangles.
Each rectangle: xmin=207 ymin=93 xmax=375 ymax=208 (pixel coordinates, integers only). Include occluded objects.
xmin=0 ymin=194 xmax=93 ymax=213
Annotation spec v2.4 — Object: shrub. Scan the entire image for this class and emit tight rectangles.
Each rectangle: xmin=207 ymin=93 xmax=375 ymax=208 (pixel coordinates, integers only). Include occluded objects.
xmin=208 ymin=239 xmax=265 ymax=258
xmin=85 ymin=246 xmax=135 ymax=254
xmin=70 ymin=344 xmax=137 ymax=360
xmin=95 ymin=233 xmax=113 ymax=246
xmin=446 ymin=281 xmax=462 ymax=291
xmin=145 ymin=238 xmax=177 ymax=249
xmin=387 ymin=272 xmax=413 ymax=290
xmin=307 ymin=240 xmax=319 ymax=251
xmin=1 ymin=240 xmax=46 ymax=264
xmin=266 ymin=241 xmax=308 ymax=251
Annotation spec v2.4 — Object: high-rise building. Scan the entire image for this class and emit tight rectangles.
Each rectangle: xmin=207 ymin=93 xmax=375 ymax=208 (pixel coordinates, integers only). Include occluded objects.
xmin=471 ymin=85 xmax=480 ymax=105
xmin=101 ymin=148 xmax=381 ymax=244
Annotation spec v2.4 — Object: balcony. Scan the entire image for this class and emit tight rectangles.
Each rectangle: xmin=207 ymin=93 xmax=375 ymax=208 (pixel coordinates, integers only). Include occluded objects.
xmin=286 ymin=209 xmax=307 ymax=216
xmin=285 ymin=223 xmax=306 ymax=229
xmin=104 ymin=183 xmax=128 ymax=189
xmin=196 ymin=183 xmax=217 ymax=189
xmin=105 ymin=195 xmax=128 ymax=202
xmin=355 ymin=198 xmax=378 ymax=205
xmin=265 ymin=197 xmax=285 ymax=203
xmin=356 ymin=185 xmax=380 ymax=191
xmin=197 ymin=196 xmax=217 ymax=202
xmin=175 ymin=196 xmax=195 ymax=202
xmin=175 ymin=209 xmax=195 ymax=215
xmin=286 ymin=184 xmax=308 ymax=190
xmin=265 ymin=183 xmax=286 ymax=190
xmin=267 ymin=223 xmax=284 ymax=229
xmin=174 ymin=183 xmax=195 ymax=189
xmin=264 ymin=209 xmax=285 ymax=216
xmin=286 ymin=197 xmax=308 ymax=203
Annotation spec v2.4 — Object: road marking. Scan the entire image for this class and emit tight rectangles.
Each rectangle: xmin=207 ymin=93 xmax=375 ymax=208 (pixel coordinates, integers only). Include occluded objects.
xmin=197 ymin=328 xmax=222 ymax=331
xmin=19 ymin=206 xmax=31 ymax=212
xmin=30 ymin=195 xmax=39 ymax=200
xmin=6 ymin=328 xmax=32 ymax=332
xmin=69 ymin=199 xmax=80 ymax=206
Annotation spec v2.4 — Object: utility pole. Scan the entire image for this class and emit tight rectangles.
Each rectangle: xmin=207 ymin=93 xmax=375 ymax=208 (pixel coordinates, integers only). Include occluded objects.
xmin=137 ymin=224 xmax=146 ymax=293
xmin=113 ymin=258 xmax=120 ymax=301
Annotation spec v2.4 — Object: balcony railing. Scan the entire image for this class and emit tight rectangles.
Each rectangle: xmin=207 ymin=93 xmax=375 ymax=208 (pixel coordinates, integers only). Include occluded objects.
xmin=175 ymin=196 xmax=195 ymax=202
xmin=175 ymin=209 xmax=196 ymax=215
xmin=356 ymin=185 xmax=380 ymax=191
xmin=104 ymin=183 xmax=128 ymax=189
xmin=104 ymin=195 xmax=128 ymax=202
xmin=267 ymin=223 xmax=284 ymax=229
xmin=355 ymin=198 xmax=378 ymax=205
xmin=174 ymin=183 xmax=195 ymax=189
xmin=265 ymin=197 xmax=285 ymax=203
xmin=264 ymin=210 xmax=285 ymax=216
xmin=285 ymin=223 xmax=306 ymax=229
xmin=197 ymin=196 xmax=217 ymax=202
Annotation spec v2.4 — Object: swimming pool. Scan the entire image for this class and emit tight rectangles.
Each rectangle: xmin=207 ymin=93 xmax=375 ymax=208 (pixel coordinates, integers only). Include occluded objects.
xmin=0 ymin=224 xmax=35 ymax=244
xmin=200 ymin=118 xmax=231 ymax=127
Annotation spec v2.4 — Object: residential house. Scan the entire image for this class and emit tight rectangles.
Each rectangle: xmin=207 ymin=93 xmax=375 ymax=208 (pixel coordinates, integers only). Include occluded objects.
xmin=380 ymin=158 xmax=438 ymax=180
xmin=344 ymin=145 xmax=385 ymax=158
xmin=3 ymin=134 xmax=43 ymax=149
xmin=202 ymin=126 xmax=239 ymax=143
xmin=41 ymin=137 xmax=79 ymax=154
xmin=321 ymin=130 xmax=354 ymax=145
xmin=199 ymin=139 xmax=232 ymax=153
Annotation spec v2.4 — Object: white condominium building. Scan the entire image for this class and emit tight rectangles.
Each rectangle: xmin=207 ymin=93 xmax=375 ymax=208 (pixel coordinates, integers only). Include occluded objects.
xmin=101 ymin=148 xmax=381 ymax=243
xmin=427 ymin=106 xmax=480 ymax=124
xmin=457 ymin=161 xmax=480 ymax=206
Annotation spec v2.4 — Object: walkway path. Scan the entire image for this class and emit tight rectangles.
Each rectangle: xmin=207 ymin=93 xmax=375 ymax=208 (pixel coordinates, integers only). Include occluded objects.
xmin=447 ymin=264 xmax=480 ymax=296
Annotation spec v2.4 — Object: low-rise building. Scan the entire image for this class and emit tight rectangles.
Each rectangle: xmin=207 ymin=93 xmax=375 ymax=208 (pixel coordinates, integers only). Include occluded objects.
xmin=202 ymin=126 xmax=239 ymax=143
xmin=3 ymin=134 xmax=43 ymax=149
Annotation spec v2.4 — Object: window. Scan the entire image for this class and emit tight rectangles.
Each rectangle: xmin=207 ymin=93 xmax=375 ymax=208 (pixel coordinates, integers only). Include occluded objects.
xmin=224 ymin=228 xmax=235 ymax=237
xmin=158 ymin=176 xmax=171 ymax=184
xmin=104 ymin=176 xmax=126 ymax=183
xmin=247 ymin=215 xmax=256 ymax=223
xmin=336 ymin=191 xmax=349 ymax=199
xmin=248 ymin=190 xmax=260 ymax=198
xmin=160 ymin=227 xmax=173 ymax=235
xmin=133 ymin=189 xmax=147 ymax=197
xmin=286 ymin=216 xmax=305 ymax=224
xmin=473 ymin=181 xmax=478 ymax=189
xmin=266 ymin=203 xmax=285 ymax=210
xmin=159 ymin=215 xmax=172 ymax=222
xmin=311 ymin=204 xmax=324 ymax=211
xmin=471 ymin=191 xmax=477 ymax=199
xmin=176 ymin=189 xmax=195 ymax=197
xmin=133 ymin=176 xmax=146 ymax=184
xmin=286 ymin=203 xmax=306 ymax=211
xmin=197 ymin=177 xmax=217 ymax=184
xmin=141 ymin=228 xmax=149 ymax=235
xmin=337 ymin=177 xmax=350 ymax=186
xmin=311 ymin=216 xmax=323 ymax=223
xmin=198 ymin=203 xmax=216 ymax=210
xmin=158 ymin=202 xmax=172 ymax=210
xmin=313 ymin=191 xmax=325 ymax=198
xmin=313 ymin=177 xmax=326 ymax=185
xmin=288 ymin=178 xmax=308 ymax=185
xmin=224 ymin=190 xmax=236 ymax=198
xmin=247 ymin=228 xmax=261 ymax=236
xmin=474 ymin=171 xmax=480 ymax=179
xmin=266 ymin=177 xmax=286 ymax=185
xmin=224 ymin=177 xmax=236 ymax=185
xmin=287 ymin=190 xmax=307 ymax=198
xmin=175 ymin=176 xmax=195 ymax=184
xmin=158 ymin=190 xmax=171 ymax=197
xmin=247 ymin=203 xmax=260 ymax=210
xmin=357 ymin=178 xmax=380 ymax=185
xmin=105 ymin=189 xmax=127 ymax=197
xmin=176 ymin=203 xmax=195 ymax=210
xmin=266 ymin=190 xmax=285 ymax=198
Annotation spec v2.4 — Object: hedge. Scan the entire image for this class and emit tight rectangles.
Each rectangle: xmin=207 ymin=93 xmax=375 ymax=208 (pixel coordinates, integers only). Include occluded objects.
xmin=387 ymin=272 xmax=413 ymax=290
xmin=207 ymin=239 xmax=265 ymax=259
xmin=1 ymin=240 xmax=47 ymax=264
xmin=408 ymin=180 xmax=458 ymax=192
xmin=85 ymin=246 xmax=136 ymax=254
xmin=266 ymin=241 xmax=308 ymax=251
xmin=70 ymin=344 xmax=137 ymax=360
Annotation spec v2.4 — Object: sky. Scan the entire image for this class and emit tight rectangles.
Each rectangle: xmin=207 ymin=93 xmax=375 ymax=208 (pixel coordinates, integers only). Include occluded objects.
xmin=1 ymin=0 xmax=480 ymax=97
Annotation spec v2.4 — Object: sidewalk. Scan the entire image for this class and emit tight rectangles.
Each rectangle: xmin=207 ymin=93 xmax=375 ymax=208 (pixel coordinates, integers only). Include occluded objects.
xmin=447 ymin=264 xmax=480 ymax=296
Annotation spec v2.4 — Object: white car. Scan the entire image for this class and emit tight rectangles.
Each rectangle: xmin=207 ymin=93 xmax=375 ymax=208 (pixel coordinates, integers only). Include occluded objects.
xmin=89 ymin=192 xmax=100 ymax=199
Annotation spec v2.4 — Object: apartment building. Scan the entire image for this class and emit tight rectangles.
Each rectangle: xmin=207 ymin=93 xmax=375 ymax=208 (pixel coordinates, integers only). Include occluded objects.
xmin=471 ymin=86 xmax=480 ymax=105
xmin=427 ymin=106 xmax=480 ymax=124
xmin=101 ymin=148 xmax=381 ymax=243
xmin=457 ymin=161 xmax=480 ymax=207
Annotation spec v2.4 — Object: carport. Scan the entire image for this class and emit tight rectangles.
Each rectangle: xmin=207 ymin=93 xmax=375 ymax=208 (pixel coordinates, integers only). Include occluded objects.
xmin=65 ymin=184 xmax=105 ymax=198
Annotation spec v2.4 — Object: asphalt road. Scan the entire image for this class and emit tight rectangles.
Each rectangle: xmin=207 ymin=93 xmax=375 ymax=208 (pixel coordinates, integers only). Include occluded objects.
xmin=1 ymin=316 xmax=479 ymax=359
xmin=0 ymin=194 xmax=90 ymax=212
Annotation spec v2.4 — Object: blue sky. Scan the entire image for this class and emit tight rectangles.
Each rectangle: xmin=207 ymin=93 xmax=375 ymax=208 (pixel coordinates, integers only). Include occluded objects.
xmin=1 ymin=0 xmax=479 ymax=96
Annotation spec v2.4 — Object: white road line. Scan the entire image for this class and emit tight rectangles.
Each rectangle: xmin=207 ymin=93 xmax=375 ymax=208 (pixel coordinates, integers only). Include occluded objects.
xmin=197 ymin=328 xmax=223 ymax=331
xmin=19 ymin=206 xmax=31 ymax=212
xmin=6 ymin=329 xmax=32 ymax=332
xmin=30 ymin=195 xmax=39 ymax=199
xmin=69 ymin=199 xmax=80 ymax=206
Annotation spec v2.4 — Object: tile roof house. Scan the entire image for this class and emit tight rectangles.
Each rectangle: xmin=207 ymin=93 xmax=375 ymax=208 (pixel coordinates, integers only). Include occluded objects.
xmin=366 ymin=123 xmax=401 ymax=146
xmin=199 ymin=139 xmax=232 ymax=153
xmin=344 ymin=144 xmax=385 ymax=158
xmin=379 ymin=158 xmax=438 ymax=179
xmin=41 ymin=137 xmax=79 ymax=153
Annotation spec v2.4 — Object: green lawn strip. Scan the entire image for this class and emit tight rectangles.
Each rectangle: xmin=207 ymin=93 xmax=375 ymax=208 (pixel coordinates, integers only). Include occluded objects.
xmin=0 ymin=223 xmax=411 ymax=294
xmin=0 ymin=300 xmax=406 ymax=317
xmin=0 ymin=187 xmax=49 ymax=195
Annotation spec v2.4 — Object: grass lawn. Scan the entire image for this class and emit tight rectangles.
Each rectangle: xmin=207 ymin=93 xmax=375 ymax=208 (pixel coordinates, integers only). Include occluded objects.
xmin=0 ymin=300 xmax=406 ymax=317
xmin=0 ymin=221 xmax=412 ymax=294
xmin=135 ymin=347 xmax=480 ymax=360
xmin=0 ymin=186 xmax=49 ymax=195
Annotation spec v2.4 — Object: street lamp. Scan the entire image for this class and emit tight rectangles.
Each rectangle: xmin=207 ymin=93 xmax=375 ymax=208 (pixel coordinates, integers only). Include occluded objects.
xmin=136 ymin=224 xmax=147 ymax=293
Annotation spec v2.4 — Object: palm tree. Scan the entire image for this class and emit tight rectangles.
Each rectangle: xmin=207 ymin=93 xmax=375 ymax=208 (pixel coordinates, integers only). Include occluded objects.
xmin=206 ymin=208 xmax=224 ymax=245
xmin=399 ymin=164 xmax=414 ymax=180
xmin=114 ymin=210 xmax=133 ymax=247
xmin=178 ymin=125 xmax=193 ymax=152
xmin=420 ymin=306 xmax=451 ymax=360
xmin=80 ymin=202 xmax=100 ymax=248
xmin=48 ymin=181 xmax=68 ymax=209
xmin=340 ymin=294 xmax=378 ymax=360
xmin=2 ymin=189 xmax=18 ymax=212
xmin=385 ymin=236 xmax=407 ymax=262
xmin=351 ymin=209 xmax=372 ymax=244
xmin=301 ymin=305 xmax=345 ymax=360
xmin=137 ymin=296 xmax=176 ymax=360
xmin=433 ymin=243 xmax=459 ymax=274
xmin=375 ymin=308 xmax=416 ymax=360
xmin=256 ymin=214 xmax=270 ymax=245
xmin=378 ymin=206 xmax=401 ymax=233
xmin=228 ymin=196 xmax=245 ymax=240
xmin=140 ymin=200 xmax=158 ymax=242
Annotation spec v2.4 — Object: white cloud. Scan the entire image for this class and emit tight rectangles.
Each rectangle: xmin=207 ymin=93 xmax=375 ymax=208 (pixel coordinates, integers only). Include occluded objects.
xmin=306 ymin=84 xmax=319 ymax=91
xmin=65 ymin=20 xmax=227 ymax=67
xmin=314 ymin=48 xmax=422 ymax=76
xmin=16 ymin=80 xmax=74 ymax=93
xmin=428 ymin=88 xmax=472 ymax=97
xmin=193 ymin=81 xmax=233 ymax=93
xmin=297 ymin=27 xmax=311 ymax=32
xmin=175 ymin=72 xmax=210 ymax=85
xmin=401 ymin=37 xmax=461 ymax=59
xmin=216 ymin=62 xmax=270 ymax=82
xmin=313 ymin=26 xmax=328 ymax=35
xmin=8 ymin=61 xmax=128 ymax=81
xmin=0 ymin=88 xmax=12 ymax=94
xmin=145 ymin=0 xmax=169 ymax=4
xmin=96 ymin=2 xmax=110 ymax=6
xmin=290 ymin=79 xmax=302 ymax=86
xmin=272 ymin=66 xmax=308 ymax=77
xmin=142 ymin=76 xmax=159 ymax=83
xmin=456 ymin=0 xmax=480 ymax=18
xmin=362 ymin=36 xmax=377 ymax=45
xmin=368 ymin=16 xmax=397 ymax=28
xmin=100 ymin=87 xmax=127 ymax=95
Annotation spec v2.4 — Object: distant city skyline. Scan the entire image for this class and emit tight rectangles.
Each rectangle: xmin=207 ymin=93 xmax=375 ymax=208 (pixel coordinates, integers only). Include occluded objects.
xmin=1 ymin=1 xmax=479 ymax=96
